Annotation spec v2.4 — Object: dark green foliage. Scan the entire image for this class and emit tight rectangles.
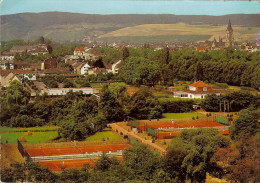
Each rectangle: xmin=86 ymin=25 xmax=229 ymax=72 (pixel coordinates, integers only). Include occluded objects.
xmin=94 ymin=154 xmax=120 ymax=171
xmin=128 ymin=88 xmax=162 ymax=120
xmin=99 ymin=85 xmax=125 ymax=122
xmin=63 ymin=79 xmax=75 ymax=88
xmin=59 ymin=118 xmax=93 ymax=141
xmin=122 ymin=47 xmax=130 ymax=61
xmin=164 ymin=147 xmax=187 ymax=182
xmin=93 ymin=57 xmax=105 ymax=68
xmin=97 ymin=47 xmax=122 ymax=65
xmin=169 ymin=128 xmax=230 ymax=182
xmin=201 ymin=94 xmax=222 ymax=112
xmin=75 ymin=79 xmax=91 ymax=87
xmin=119 ymin=56 xmax=161 ymax=85
xmin=159 ymin=99 xmax=194 ymax=113
xmin=123 ymin=143 xmax=163 ymax=181
xmin=230 ymin=109 xmax=260 ymax=141
xmin=202 ymin=91 xmax=260 ymax=112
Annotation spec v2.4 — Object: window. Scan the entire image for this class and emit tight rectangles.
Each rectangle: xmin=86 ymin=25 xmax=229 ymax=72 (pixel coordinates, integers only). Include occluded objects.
xmin=203 ymin=87 xmax=207 ymax=91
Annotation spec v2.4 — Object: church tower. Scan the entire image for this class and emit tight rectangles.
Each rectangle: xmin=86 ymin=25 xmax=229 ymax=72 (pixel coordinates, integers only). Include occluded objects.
xmin=225 ymin=20 xmax=234 ymax=47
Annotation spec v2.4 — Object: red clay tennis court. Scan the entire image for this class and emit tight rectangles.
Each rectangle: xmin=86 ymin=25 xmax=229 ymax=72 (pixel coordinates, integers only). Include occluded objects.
xmin=138 ymin=121 xmax=226 ymax=131
xmin=26 ymin=144 xmax=130 ymax=157
xmin=38 ymin=156 xmax=125 ymax=171
xmin=157 ymin=129 xmax=230 ymax=139
xmin=38 ymin=158 xmax=99 ymax=171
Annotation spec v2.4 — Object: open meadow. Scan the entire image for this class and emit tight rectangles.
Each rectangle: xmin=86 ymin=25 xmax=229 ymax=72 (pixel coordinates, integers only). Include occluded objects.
xmin=1 ymin=131 xmax=58 ymax=144
xmin=99 ymin=23 xmax=260 ymax=42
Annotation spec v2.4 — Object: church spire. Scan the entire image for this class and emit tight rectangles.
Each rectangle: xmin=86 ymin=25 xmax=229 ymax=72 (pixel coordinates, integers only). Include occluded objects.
xmin=227 ymin=19 xmax=233 ymax=32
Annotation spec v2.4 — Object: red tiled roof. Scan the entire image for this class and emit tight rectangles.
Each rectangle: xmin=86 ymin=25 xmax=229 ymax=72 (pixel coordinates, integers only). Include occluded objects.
xmin=196 ymin=46 xmax=206 ymax=51
xmin=44 ymin=68 xmax=71 ymax=74
xmin=0 ymin=69 xmax=44 ymax=76
xmin=79 ymin=46 xmax=85 ymax=51
xmin=190 ymin=81 xmax=210 ymax=88
xmin=86 ymin=48 xmax=105 ymax=56
xmin=14 ymin=61 xmax=30 ymax=66
xmin=75 ymin=47 xmax=80 ymax=51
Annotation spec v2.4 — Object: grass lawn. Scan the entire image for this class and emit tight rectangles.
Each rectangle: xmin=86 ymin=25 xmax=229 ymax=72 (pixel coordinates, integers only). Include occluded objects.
xmin=86 ymin=128 xmax=121 ymax=141
xmin=162 ymin=113 xmax=206 ymax=119
xmin=1 ymin=131 xmax=59 ymax=144
xmin=90 ymin=82 xmax=108 ymax=88
xmin=0 ymin=126 xmax=59 ymax=133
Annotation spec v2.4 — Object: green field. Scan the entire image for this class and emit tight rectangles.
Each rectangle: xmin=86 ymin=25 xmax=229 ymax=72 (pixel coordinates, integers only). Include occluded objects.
xmin=86 ymin=128 xmax=121 ymax=141
xmin=98 ymin=35 xmax=211 ymax=43
xmin=162 ymin=113 xmax=205 ymax=119
xmin=0 ymin=126 xmax=59 ymax=133
xmin=1 ymin=131 xmax=59 ymax=144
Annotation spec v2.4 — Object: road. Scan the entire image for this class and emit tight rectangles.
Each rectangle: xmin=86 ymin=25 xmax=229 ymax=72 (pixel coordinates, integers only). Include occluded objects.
xmin=109 ymin=123 xmax=166 ymax=156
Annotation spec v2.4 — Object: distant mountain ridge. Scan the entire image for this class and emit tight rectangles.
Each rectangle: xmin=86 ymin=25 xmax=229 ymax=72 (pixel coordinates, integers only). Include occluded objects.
xmin=1 ymin=12 xmax=259 ymax=42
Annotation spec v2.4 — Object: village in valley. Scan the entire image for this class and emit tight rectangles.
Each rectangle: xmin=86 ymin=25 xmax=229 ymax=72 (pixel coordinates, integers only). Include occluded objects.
xmin=1 ymin=1 xmax=260 ymax=182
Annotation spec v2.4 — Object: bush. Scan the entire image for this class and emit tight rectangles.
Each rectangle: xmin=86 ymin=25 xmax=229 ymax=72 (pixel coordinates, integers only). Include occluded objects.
xmin=159 ymin=98 xmax=194 ymax=113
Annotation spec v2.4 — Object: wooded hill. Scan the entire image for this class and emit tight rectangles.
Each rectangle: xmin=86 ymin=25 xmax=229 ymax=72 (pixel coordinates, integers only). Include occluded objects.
xmin=1 ymin=12 xmax=260 ymax=42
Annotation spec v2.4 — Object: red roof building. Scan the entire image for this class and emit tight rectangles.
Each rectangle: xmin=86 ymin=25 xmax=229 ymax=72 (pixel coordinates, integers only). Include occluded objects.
xmin=173 ymin=81 xmax=219 ymax=99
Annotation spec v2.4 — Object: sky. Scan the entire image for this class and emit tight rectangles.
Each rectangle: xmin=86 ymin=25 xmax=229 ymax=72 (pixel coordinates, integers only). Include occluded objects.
xmin=1 ymin=0 xmax=260 ymax=15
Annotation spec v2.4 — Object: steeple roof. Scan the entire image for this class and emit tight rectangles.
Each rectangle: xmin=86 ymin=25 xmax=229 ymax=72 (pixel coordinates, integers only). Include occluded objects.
xmin=227 ymin=20 xmax=233 ymax=32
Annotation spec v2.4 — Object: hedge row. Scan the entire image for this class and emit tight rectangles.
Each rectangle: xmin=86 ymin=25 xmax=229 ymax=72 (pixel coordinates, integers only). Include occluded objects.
xmin=159 ymin=99 xmax=194 ymax=113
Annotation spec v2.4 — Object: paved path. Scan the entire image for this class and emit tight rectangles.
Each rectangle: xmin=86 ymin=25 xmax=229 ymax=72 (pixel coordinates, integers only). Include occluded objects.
xmin=109 ymin=123 xmax=166 ymax=156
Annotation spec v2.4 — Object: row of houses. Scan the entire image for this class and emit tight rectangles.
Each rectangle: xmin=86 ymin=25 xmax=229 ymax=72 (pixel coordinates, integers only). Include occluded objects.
xmin=1 ymin=36 xmax=51 ymax=61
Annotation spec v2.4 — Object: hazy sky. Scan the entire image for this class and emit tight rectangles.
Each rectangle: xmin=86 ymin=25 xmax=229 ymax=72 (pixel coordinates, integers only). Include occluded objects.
xmin=1 ymin=0 xmax=260 ymax=15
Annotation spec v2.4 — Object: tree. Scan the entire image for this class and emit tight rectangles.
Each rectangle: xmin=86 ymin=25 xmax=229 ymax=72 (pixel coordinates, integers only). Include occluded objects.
xmin=128 ymin=88 xmax=162 ymax=119
xmin=5 ymin=80 xmax=30 ymax=106
xmin=93 ymin=57 xmax=105 ymax=68
xmin=122 ymin=47 xmax=130 ymax=61
xmin=63 ymin=79 xmax=75 ymax=88
xmin=164 ymin=147 xmax=188 ymax=182
xmin=94 ymin=154 xmax=119 ymax=171
xmin=212 ymin=133 xmax=260 ymax=183
xmin=169 ymin=128 xmax=230 ymax=182
xmin=119 ymin=57 xmax=161 ymax=85
xmin=59 ymin=117 xmax=93 ymax=141
xmin=123 ymin=143 xmax=162 ymax=181
xmin=99 ymin=85 xmax=125 ymax=122
xmin=230 ymin=109 xmax=260 ymax=141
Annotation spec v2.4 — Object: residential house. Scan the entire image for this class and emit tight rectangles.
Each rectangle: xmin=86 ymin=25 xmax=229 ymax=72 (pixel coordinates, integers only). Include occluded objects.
xmin=1 ymin=52 xmax=15 ymax=60
xmin=74 ymin=47 xmax=105 ymax=61
xmin=173 ymin=81 xmax=221 ymax=99
xmin=111 ymin=60 xmax=122 ymax=74
xmin=14 ymin=61 xmax=30 ymax=70
xmin=1 ymin=72 xmax=22 ymax=87
xmin=46 ymin=87 xmax=98 ymax=96
xmin=0 ymin=60 xmax=14 ymax=70
xmin=88 ymin=68 xmax=107 ymax=75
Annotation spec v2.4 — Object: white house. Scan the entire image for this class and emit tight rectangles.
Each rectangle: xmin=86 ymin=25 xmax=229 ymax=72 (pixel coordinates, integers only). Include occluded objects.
xmin=111 ymin=60 xmax=122 ymax=74
xmin=45 ymin=87 xmax=98 ymax=96
xmin=173 ymin=81 xmax=221 ymax=99
xmin=80 ymin=63 xmax=91 ymax=75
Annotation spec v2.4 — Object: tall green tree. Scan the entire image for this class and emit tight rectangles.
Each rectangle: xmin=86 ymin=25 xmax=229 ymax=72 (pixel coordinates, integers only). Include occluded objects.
xmin=123 ymin=143 xmax=163 ymax=181
xmin=122 ymin=47 xmax=130 ymax=61
xmin=169 ymin=128 xmax=230 ymax=182
xmin=99 ymin=85 xmax=125 ymax=122
xmin=230 ymin=109 xmax=260 ymax=141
